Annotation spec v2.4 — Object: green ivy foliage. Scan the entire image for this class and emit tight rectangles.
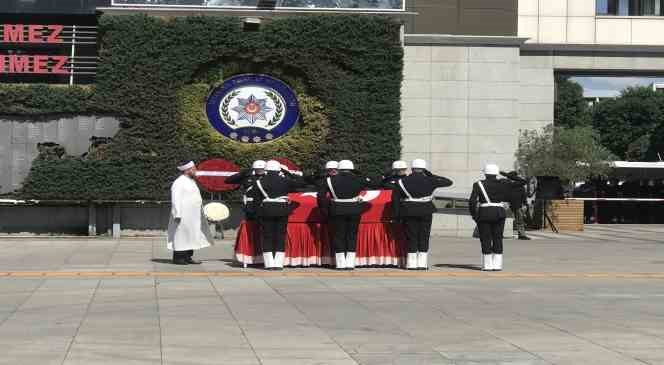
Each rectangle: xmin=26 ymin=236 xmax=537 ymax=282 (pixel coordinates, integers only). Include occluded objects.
xmin=11 ymin=14 xmax=402 ymax=200
xmin=0 ymin=84 xmax=98 ymax=117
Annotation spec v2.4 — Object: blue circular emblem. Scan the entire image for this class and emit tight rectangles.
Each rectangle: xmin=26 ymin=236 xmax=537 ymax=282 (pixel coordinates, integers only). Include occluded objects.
xmin=206 ymin=74 xmax=300 ymax=143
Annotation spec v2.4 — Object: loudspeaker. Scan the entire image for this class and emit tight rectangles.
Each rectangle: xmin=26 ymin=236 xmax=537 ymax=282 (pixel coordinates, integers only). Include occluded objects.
xmin=536 ymin=176 xmax=564 ymax=200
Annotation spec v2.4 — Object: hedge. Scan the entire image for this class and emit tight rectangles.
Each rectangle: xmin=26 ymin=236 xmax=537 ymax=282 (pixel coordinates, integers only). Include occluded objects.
xmin=4 ymin=14 xmax=403 ymax=200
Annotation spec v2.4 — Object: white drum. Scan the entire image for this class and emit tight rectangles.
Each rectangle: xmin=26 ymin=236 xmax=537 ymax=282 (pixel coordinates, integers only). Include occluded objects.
xmin=203 ymin=202 xmax=230 ymax=222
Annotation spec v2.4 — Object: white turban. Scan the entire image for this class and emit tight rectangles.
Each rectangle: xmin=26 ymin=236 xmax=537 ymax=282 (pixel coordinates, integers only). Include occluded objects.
xmin=177 ymin=161 xmax=195 ymax=171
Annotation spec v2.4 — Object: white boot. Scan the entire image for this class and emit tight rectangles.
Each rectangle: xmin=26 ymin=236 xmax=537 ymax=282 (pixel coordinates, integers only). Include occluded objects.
xmin=482 ymin=254 xmax=493 ymax=271
xmin=263 ymin=252 xmax=274 ymax=269
xmin=274 ymin=252 xmax=285 ymax=270
xmin=346 ymin=252 xmax=356 ymax=269
xmin=417 ymin=252 xmax=428 ymax=270
xmin=406 ymin=253 xmax=418 ymax=270
xmin=335 ymin=253 xmax=346 ymax=270
xmin=493 ymin=254 xmax=503 ymax=271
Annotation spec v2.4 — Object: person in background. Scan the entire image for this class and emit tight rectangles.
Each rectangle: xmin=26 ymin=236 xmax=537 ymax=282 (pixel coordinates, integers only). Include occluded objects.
xmin=499 ymin=170 xmax=531 ymax=240
xmin=469 ymin=164 xmax=512 ymax=271
xmin=391 ymin=159 xmax=452 ymax=270
xmin=167 ymin=161 xmax=214 ymax=265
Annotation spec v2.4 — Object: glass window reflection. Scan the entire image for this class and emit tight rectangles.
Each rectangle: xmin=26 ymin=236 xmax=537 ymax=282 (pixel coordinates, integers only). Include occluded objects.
xmin=112 ymin=0 xmax=403 ymax=9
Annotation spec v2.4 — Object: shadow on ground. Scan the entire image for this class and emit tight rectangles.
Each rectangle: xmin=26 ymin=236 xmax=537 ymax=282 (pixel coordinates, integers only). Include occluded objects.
xmin=434 ymin=263 xmax=482 ymax=271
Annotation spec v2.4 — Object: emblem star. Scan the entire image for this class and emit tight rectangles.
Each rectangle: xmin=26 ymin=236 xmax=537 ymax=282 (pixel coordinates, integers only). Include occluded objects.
xmin=232 ymin=94 xmax=273 ymax=125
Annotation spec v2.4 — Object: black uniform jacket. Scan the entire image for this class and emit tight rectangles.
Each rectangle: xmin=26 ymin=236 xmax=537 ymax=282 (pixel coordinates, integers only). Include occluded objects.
xmin=380 ymin=169 xmax=406 ymax=189
xmin=391 ymin=171 xmax=453 ymax=217
xmin=226 ymin=169 xmax=264 ymax=214
xmin=317 ymin=171 xmax=371 ymax=216
xmin=248 ymin=172 xmax=305 ymax=217
xmin=469 ymin=178 xmax=512 ymax=221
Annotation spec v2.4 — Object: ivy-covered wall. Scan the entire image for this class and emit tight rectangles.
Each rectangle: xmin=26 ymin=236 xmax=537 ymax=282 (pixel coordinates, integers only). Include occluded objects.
xmin=1 ymin=14 xmax=403 ymax=200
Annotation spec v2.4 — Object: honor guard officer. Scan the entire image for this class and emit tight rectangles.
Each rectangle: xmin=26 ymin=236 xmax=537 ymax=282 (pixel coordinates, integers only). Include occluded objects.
xmin=249 ymin=160 xmax=305 ymax=270
xmin=469 ymin=164 xmax=512 ymax=271
xmin=380 ymin=160 xmax=408 ymax=188
xmin=318 ymin=160 xmax=371 ymax=270
xmin=314 ymin=161 xmax=339 ymax=217
xmin=226 ymin=160 xmax=266 ymax=221
xmin=306 ymin=161 xmax=339 ymax=188
xmin=391 ymin=159 xmax=453 ymax=270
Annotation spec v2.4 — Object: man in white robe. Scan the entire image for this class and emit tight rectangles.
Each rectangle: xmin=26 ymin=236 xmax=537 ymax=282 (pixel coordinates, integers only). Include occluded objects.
xmin=167 ymin=161 xmax=214 ymax=265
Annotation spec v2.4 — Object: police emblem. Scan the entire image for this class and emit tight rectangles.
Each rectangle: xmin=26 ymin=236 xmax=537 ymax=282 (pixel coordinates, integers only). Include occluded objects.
xmin=205 ymin=74 xmax=300 ymax=143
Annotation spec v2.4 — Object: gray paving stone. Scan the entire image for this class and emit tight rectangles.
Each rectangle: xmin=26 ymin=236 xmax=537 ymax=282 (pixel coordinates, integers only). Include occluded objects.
xmin=352 ymin=352 xmax=454 ymax=365
xmin=162 ymin=346 xmax=260 ymax=365
xmin=62 ymin=342 xmax=161 ymax=365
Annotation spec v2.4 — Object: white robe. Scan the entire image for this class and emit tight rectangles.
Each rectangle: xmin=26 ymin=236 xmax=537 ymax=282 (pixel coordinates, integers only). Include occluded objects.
xmin=167 ymin=175 xmax=214 ymax=251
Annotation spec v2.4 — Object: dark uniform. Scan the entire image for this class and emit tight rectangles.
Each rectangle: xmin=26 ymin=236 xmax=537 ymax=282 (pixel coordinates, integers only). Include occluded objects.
xmin=391 ymin=170 xmax=452 ymax=269
xmin=248 ymin=170 xmax=305 ymax=269
xmin=380 ymin=168 xmax=408 ymax=189
xmin=317 ymin=170 xmax=371 ymax=269
xmin=499 ymin=171 xmax=530 ymax=239
xmin=469 ymin=176 xmax=512 ymax=270
xmin=226 ymin=169 xmax=264 ymax=221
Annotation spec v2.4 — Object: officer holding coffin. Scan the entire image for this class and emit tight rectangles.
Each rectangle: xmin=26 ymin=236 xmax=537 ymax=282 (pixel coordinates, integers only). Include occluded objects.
xmin=391 ymin=159 xmax=453 ymax=270
xmin=248 ymin=160 xmax=305 ymax=270
xmin=313 ymin=161 xmax=339 ymax=217
xmin=317 ymin=160 xmax=371 ymax=270
xmin=226 ymin=160 xmax=267 ymax=221
xmin=308 ymin=161 xmax=339 ymax=182
xmin=469 ymin=164 xmax=512 ymax=271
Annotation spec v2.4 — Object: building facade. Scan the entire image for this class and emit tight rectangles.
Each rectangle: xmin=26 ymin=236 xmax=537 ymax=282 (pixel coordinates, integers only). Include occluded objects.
xmin=3 ymin=0 xmax=664 ymax=235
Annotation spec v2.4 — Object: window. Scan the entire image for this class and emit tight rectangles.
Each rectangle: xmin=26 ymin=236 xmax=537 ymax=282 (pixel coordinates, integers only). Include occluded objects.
xmin=597 ymin=0 xmax=664 ymax=15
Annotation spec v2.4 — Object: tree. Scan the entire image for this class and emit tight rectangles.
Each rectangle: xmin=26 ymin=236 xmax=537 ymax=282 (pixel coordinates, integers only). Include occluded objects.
xmin=592 ymin=86 xmax=664 ymax=160
xmin=516 ymin=125 xmax=616 ymax=196
xmin=555 ymin=76 xmax=592 ymax=128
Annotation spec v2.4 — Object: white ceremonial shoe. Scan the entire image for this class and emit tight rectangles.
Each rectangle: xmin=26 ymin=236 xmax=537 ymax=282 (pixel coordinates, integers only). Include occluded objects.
xmin=263 ymin=252 xmax=274 ymax=269
xmin=493 ymin=254 xmax=503 ymax=271
xmin=346 ymin=252 xmax=356 ymax=269
xmin=417 ymin=252 xmax=428 ymax=270
xmin=406 ymin=253 xmax=418 ymax=270
xmin=482 ymin=254 xmax=493 ymax=271
xmin=335 ymin=253 xmax=346 ymax=270
xmin=274 ymin=252 xmax=285 ymax=269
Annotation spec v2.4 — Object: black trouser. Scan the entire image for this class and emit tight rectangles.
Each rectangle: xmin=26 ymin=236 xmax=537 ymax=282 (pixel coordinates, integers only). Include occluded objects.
xmin=513 ymin=207 xmax=526 ymax=236
xmin=259 ymin=216 xmax=288 ymax=253
xmin=329 ymin=215 xmax=361 ymax=253
xmin=173 ymin=250 xmax=194 ymax=261
xmin=478 ymin=219 xmax=505 ymax=254
xmin=402 ymin=214 xmax=433 ymax=253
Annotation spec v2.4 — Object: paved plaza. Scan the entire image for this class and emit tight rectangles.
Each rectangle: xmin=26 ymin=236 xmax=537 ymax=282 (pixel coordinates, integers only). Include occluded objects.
xmin=0 ymin=225 xmax=663 ymax=364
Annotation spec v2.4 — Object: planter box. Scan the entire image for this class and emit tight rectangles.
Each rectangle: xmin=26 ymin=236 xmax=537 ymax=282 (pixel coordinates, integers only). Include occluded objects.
xmin=545 ymin=199 xmax=584 ymax=232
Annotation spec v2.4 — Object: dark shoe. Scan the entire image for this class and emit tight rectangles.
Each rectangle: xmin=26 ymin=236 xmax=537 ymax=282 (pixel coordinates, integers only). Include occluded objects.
xmin=518 ymin=235 xmax=532 ymax=240
xmin=173 ymin=259 xmax=188 ymax=265
xmin=186 ymin=258 xmax=202 ymax=264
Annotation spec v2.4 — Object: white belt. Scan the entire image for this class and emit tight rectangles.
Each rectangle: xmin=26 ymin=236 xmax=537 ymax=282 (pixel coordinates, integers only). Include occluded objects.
xmin=263 ymin=196 xmax=288 ymax=203
xmin=333 ymin=198 xmax=361 ymax=203
xmin=404 ymin=197 xmax=433 ymax=202
xmin=480 ymin=203 xmax=506 ymax=208
xmin=244 ymin=197 xmax=254 ymax=202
